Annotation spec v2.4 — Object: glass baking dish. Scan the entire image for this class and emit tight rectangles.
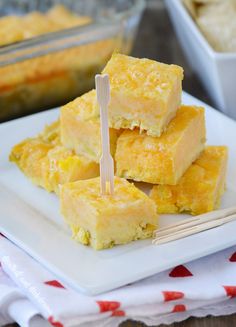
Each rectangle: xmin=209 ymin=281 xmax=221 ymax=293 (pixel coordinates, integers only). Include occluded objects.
xmin=0 ymin=0 xmax=145 ymax=121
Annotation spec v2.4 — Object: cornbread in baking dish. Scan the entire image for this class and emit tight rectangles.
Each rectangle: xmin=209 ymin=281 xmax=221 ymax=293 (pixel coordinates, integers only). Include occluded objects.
xmin=102 ymin=53 xmax=184 ymax=136
xmin=60 ymin=90 xmax=120 ymax=163
xmin=0 ymin=5 xmax=91 ymax=47
xmin=60 ymin=176 xmax=158 ymax=250
xmin=115 ymin=105 xmax=206 ymax=185
xmin=0 ymin=37 xmax=116 ymax=121
xmin=150 ymin=146 xmax=228 ymax=215
xmin=9 ymin=121 xmax=99 ymax=193
xmin=0 ymin=5 xmax=116 ymax=121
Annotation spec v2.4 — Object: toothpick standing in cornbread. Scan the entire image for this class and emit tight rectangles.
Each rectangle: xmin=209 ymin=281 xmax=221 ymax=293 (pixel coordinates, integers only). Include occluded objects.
xmin=60 ymin=176 xmax=158 ymax=250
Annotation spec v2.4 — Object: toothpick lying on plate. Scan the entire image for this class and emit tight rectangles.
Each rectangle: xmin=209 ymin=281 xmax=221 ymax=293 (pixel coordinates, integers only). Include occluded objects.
xmin=153 ymin=206 xmax=236 ymax=245
xmin=95 ymin=74 xmax=114 ymax=195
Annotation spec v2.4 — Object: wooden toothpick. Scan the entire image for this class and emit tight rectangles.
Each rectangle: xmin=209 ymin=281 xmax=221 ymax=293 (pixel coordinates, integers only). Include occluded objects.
xmin=95 ymin=74 xmax=114 ymax=195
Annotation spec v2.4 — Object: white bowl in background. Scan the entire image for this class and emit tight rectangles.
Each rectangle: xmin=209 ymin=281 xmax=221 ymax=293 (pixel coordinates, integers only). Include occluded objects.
xmin=165 ymin=0 xmax=236 ymax=120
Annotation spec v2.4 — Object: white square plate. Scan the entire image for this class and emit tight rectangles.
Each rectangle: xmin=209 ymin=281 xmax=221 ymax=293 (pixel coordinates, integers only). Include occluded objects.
xmin=1 ymin=92 xmax=236 ymax=295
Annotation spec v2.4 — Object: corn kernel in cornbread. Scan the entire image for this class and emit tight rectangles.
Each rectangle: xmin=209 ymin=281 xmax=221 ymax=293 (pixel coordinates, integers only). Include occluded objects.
xmin=9 ymin=121 xmax=99 ymax=193
xmin=60 ymin=177 xmax=158 ymax=250
xmin=102 ymin=53 xmax=184 ymax=136
xmin=150 ymin=146 xmax=228 ymax=215
xmin=115 ymin=105 xmax=206 ymax=185
xmin=60 ymin=90 xmax=120 ymax=163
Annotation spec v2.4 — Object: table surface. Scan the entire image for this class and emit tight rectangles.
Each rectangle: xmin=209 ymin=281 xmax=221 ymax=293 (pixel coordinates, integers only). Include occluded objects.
xmin=6 ymin=1 xmax=236 ymax=326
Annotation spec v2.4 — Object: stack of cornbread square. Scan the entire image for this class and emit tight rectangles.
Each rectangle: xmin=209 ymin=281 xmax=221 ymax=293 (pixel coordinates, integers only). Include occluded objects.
xmin=10 ymin=54 xmax=228 ymax=250
xmin=10 ymin=121 xmax=99 ymax=194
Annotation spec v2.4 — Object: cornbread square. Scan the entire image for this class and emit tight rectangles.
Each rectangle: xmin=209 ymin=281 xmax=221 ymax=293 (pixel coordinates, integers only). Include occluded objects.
xmin=9 ymin=121 xmax=99 ymax=193
xmin=60 ymin=177 xmax=158 ymax=250
xmin=102 ymin=53 xmax=184 ymax=136
xmin=115 ymin=105 xmax=206 ymax=185
xmin=60 ymin=90 xmax=120 ymax=163
xmin=150 ymin=146 xmax=228 ymax=215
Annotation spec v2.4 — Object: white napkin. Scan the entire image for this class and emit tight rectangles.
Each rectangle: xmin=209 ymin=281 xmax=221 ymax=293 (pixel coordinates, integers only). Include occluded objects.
xmin=0 ymin=234 xmax=236 ymax=327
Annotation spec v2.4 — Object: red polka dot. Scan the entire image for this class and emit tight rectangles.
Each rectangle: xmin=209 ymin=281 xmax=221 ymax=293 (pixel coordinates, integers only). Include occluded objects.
xmin=229 ymin=252 xmax=236 ymax=262
xmin=223 ymin=286 xmax=236 ymax=298
xmin=97 ymin=301 xmax=120 ymax=313
xmin=172 ymin=304 xmax=186 ymax=312
xmin=48 ymin=316 xmax=64 ymax=327
xmin=44 ymin=280 xmax=65 ymax=289
xmin=169 ymin=265 xmax=193 ymax=278
xmin=111 ymin=310 xmax=125 ymax=317
xmin=163 ymin=291 xmax=184 ymax=302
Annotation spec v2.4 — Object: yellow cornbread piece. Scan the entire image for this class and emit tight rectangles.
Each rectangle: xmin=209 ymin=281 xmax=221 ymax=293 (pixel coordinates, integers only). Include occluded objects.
xmin=102 ymin=53 xmax=184 ymax=136
xmin=60 ymin=177 xmax=158 ymax=250
xmin=150 ymin=146 xmax=228 ymax=215
xmin=60 ymin=90 xmax=120 ymax=163
xmin=115 ymin=105 xmax=206 ymax=185
xmin=9 ymin=121 xmax=99 ymax=193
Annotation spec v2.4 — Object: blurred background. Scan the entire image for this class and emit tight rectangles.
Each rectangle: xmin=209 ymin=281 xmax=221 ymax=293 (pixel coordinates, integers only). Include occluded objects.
xmin=0 ymin=0 xmax=235 ymax=122
xmin=132 ymin=0 xmax=212 ymax=105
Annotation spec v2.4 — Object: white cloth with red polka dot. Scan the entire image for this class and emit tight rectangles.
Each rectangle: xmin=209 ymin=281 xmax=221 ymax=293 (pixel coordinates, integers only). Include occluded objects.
xmin=0 ymin=234 xmax=236 ymax=327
